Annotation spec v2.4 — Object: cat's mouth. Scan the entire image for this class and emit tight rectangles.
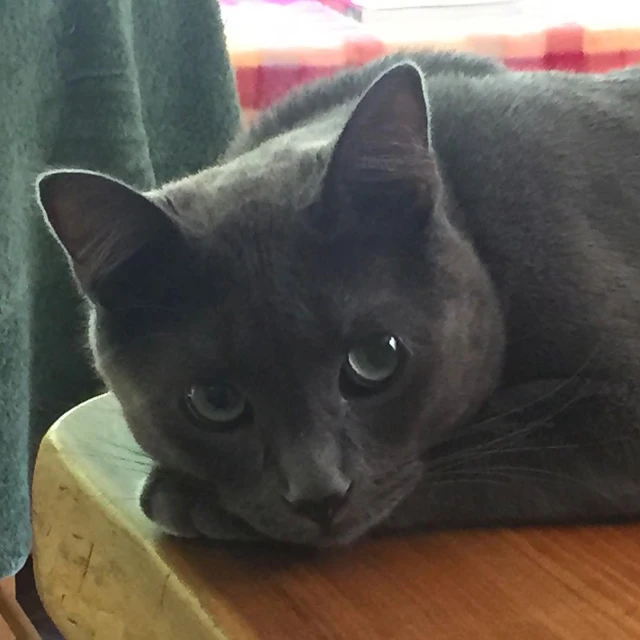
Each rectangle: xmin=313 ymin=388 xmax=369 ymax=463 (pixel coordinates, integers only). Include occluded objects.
xmin=217 ymin=491 xmax=410 ymax=548
xmin=223 ymin=463 xmax=423 ymax=547
xmin=144 ymin=460 xmax=423 ymax=547
xmin=313 ymin=472 xmax=423 ymax=546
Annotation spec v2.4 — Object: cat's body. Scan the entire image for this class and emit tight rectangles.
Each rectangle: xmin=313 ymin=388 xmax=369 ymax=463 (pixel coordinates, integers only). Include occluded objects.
xmin=234 ymin=53 xmax=640 ymax=384
xmin=38 ymin=51 xmax=640 ymax=546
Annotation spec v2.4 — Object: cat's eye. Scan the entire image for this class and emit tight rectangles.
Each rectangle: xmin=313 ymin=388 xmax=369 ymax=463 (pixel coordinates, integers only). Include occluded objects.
xmin=341 ymin=334 xmax=402 ymax=396
xmin=185 ymin=383 xmax=250 ymax=427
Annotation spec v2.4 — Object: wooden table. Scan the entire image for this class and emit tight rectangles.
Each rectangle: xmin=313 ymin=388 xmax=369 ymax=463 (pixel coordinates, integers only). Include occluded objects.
xmin=31 ymin=394 xmax=640 ymax=639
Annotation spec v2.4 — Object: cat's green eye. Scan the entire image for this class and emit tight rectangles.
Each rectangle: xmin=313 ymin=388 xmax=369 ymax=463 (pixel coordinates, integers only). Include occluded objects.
xmin=185 ymin=383 xmax=249 ymax=427
xmin=342 ymin=334 xmax=402 ymax=394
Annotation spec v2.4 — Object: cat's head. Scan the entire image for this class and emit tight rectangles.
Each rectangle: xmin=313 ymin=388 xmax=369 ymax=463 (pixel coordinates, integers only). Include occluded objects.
xmin=38 ymin=63 xmax=504 ymax=546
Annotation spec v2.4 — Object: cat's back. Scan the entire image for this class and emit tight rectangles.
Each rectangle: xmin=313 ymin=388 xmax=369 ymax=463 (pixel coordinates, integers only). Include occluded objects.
xmin=225 ymin=50 xmax=507 ymax=158
xmin=426 ymin=65 xmax=640 ymax=380
xmin=428 ymin=65 xmax=640 ymax=244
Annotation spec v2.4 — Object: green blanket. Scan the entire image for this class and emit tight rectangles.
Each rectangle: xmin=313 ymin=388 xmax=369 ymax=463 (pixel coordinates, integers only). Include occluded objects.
xmin=0 ymin=0 xmax=239 ymax=577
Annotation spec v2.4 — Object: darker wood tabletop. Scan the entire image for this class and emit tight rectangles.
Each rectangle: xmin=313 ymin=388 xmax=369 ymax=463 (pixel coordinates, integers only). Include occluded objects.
xmin=31 ymin=395 xmax=640 ymax=640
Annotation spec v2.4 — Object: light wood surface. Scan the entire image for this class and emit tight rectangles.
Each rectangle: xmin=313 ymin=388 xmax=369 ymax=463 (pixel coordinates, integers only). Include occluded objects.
xmin=31 ymin=394 xmax=640 ymax=640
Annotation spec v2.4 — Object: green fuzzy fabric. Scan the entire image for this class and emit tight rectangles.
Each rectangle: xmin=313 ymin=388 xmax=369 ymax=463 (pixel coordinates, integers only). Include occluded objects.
xmin=0 ymin=0 xmax=239 ymax=577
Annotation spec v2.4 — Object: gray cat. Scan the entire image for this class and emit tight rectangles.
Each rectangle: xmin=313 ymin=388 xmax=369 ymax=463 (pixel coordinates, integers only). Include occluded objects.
xmin=37 ymin=50 xmax=640 ymax=547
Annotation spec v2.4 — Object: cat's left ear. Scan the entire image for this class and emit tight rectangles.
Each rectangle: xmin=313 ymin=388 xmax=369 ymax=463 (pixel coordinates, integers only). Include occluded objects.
xmin=316 ymin=62 xmax=438 ymax=238
xmin=37 ymin=170 xmax=181 ymax=309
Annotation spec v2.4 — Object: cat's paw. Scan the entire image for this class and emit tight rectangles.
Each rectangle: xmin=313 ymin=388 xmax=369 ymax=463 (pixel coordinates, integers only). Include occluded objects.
xmin=140 ymin=467 xmax=262 ymax=542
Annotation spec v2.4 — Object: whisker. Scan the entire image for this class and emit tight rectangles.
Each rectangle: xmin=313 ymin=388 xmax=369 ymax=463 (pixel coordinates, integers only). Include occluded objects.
xmin=457 ymin=342 xmax=602 ymax=437
xmin=428 ymin=423 xmax=640 ymax=476
xmin=427 ymin=346 xmax=605 ymax=473
xmin=426 ymin=419 xmax=547 ymax=473
xmin=429 ymin=475 xmax=514 ymax=488
xmin=456 ymin=464 xmax=630 ymax=510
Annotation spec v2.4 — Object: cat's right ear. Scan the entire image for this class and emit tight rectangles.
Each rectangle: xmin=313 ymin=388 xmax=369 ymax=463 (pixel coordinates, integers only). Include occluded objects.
xmin=37 ymin=170 xmax=178 ymax=308
xmin=313 ymin=62 xmax=439 ymax=242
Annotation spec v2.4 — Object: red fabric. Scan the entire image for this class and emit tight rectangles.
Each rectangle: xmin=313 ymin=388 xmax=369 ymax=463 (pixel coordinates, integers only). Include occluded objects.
xmin=223 ymin=1 xmax=639 ymax=111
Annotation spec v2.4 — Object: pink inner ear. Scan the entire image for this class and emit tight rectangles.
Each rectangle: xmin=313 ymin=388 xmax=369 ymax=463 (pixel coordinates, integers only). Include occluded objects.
xmin=38 ymin=172 xmax=129 ymax=264
xmin=357 ymin=65 xmax=429 ymax=144
xmin=323 ymin=63 xmax=431 ymax=200
xmin=38 ymin=171 xmax=171 ymax=291
xmin=312 ymin=64 xmax=436 ymax=240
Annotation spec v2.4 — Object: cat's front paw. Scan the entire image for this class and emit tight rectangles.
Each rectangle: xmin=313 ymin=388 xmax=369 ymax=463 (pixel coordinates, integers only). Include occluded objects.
xmin=140 ymin=467 xmax=262 ymax=542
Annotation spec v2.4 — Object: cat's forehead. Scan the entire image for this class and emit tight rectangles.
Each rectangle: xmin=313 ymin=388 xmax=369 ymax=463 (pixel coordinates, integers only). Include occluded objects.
xmin=158 ymin=115 xmax=342 ymax=231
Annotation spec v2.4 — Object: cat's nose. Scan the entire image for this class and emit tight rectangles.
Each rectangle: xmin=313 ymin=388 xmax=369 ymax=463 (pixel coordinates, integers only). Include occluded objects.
xmin=284 ymin=482 xmax=352 ymax=528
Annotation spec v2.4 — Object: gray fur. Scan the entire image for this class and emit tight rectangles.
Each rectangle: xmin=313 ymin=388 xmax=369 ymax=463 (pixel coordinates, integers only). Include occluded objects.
xmin=37 ymin=51 xmax=640 ymax=546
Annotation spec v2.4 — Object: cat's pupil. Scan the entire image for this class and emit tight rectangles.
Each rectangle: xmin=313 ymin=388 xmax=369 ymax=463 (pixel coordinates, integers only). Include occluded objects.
xmin=186 ymin=383 xmax=247 ymax=425
xmin=207 ymin=385 xmax=238 ymax=410
xmin=344 ymin=335 xmax=401 ymax=391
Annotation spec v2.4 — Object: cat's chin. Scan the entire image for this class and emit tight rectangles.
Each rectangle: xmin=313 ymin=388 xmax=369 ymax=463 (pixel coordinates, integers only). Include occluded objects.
xmin=287 ymin=509 xmax=407 ymax=548
xmin=178 ymin=492 xmax=410 ymax=549
xmin=315 ymin=502 xmax=414 ymax=547
xmin=158 ymin=511 xmax=389 ymax=548
xmin=310 ymin=524 xmax=379 ymax=548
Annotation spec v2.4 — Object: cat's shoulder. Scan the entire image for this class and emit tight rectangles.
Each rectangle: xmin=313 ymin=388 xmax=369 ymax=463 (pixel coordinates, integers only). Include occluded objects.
xmin=224 ymin=50 xmax=508 ymax=158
